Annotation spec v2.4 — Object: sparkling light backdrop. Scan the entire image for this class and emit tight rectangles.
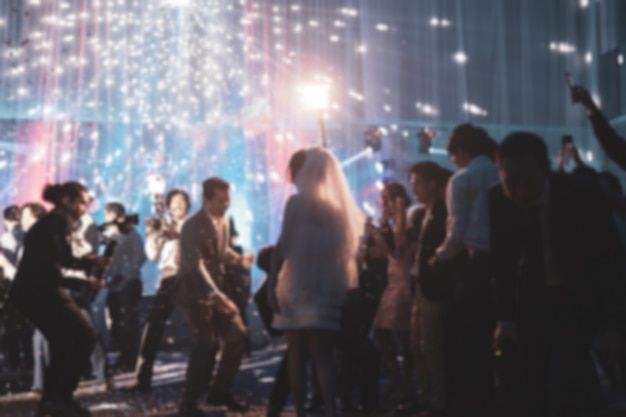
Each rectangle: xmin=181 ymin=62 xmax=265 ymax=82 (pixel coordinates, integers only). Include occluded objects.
xmin=0 ymin=0 xmax=624 ymax=290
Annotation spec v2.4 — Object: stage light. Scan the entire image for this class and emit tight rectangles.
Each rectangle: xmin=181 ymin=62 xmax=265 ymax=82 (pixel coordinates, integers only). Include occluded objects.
xmin=585 ymin=52 xmax=592 ymax=64
xmin=298 ymin=83 xmax=331 ymax=146
xmin=463 ymin=102 xmax=488 ymax=116
xmin=340 ymin=147 xmax=374 ymax=168
xmin=298 ymin=84 xmax=330 ymax=111
xmin=364 ymin=127 xmax=383 ymax=152
xmin=416 ymin=128 xmax=436 ymax=154
xmin=340 ymin=8 xmax=359 ymax=17
xmin=452 ymin=51 xmax=468 ymax=64
xmin=349 ymin=90 xmax=364 ymax=101
xmin=619 ymin=54 xmax=624 ymax=66
xmin=549 ymin=42 xmax=576 ymax=54
xmin=416 ymin=102 xmax=438 ymax=116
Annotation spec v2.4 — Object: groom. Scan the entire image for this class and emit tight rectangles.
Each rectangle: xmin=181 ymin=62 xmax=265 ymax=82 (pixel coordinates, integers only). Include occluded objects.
xmin=177 ymin=177 xmax=254 ymax=417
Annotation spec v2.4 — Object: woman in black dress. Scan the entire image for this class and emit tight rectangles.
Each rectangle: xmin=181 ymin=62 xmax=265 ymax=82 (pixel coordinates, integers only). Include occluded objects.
xmin=9 ymin=182 xmax=109 ymax=417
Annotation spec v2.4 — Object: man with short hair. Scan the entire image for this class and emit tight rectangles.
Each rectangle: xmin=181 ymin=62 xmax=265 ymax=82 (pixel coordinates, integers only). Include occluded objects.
xmin=490 ymin=132 xmax=626 ymax=417
xmin=177 ymin=177 xmax=254 ymax=417
xmin=132 ymin=189 xmax=191 ymax=392
xmin=429 ymin=124 xmax=499 ymax=417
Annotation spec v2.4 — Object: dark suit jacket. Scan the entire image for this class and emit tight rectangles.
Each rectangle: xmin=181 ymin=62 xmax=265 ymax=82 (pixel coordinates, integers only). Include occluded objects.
xmin=177 ymin=209 xmax=239 ymax=306
xmin=414 ymin=199 xmax=451 ymax=301
xmin=10 ymin=210 xmax=94 ymax=304
xmin=488 ymin=172 xmax=626 ymax=328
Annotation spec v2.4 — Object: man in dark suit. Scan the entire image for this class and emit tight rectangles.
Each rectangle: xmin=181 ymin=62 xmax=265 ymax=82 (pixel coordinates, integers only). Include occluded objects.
xmin=177 ymin=177 xmax=254 ymax=417
xmin=490 ymin=132 xmax=626 ymax=417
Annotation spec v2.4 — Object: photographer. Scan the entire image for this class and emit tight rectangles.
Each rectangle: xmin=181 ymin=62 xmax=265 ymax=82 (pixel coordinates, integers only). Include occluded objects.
xmin=8 ymin=182 xmax=109 ymax=417
xmin=102 ymin=202 xmax=147 ymax=373
xmin=131 ymin=189 xmax=190 ymax=392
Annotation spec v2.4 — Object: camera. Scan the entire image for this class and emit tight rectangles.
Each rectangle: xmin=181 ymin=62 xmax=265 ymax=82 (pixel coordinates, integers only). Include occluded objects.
xmin=89 ymin=213 xmax=139 ymax=281
xmin=97 ymin=213 xmax=139 ymax=235
xmin=145 ymin=217 xmax=163 ymax=232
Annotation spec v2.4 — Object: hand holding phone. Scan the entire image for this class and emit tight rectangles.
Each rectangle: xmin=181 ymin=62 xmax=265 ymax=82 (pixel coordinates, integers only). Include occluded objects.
xmin=565 ymin=72 xmax=597 ymax=111
xmin=560 ymin=135 xmax=574 ymax=168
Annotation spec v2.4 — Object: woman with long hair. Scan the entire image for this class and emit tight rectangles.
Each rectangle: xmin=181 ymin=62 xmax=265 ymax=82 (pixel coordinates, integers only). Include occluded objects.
xmin=9 ymin=182 xmax=109 ymax=417
xmin=267 ymin=147 xmax=364 ymax=417
xmin=371 ymin=183 xmax=414 ymax=401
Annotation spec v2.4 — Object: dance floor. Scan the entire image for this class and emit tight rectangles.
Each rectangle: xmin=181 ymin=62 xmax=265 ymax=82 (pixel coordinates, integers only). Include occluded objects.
xmin=0 ymin=345 xmax=291 ymax=417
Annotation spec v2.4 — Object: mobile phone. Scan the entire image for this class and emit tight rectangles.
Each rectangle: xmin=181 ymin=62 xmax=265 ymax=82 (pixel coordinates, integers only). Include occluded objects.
xmin=561 ymin=134 xmax=573 ymax=146
xmin=564 ymin=72 xmax=574 ymax=90
xmin=561 ymin=135 xmax=574 ymax=165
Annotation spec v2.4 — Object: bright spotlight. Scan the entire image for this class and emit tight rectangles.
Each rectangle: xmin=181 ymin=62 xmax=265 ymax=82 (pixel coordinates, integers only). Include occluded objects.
xmin=452 ymin=51 xmax=468 ymax=64
xmin=297 ymin=84 xmax=330 ymax=111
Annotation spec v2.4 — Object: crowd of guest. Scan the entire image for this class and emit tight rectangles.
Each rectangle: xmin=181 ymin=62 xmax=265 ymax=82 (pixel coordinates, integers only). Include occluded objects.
xmin=257 ymin=83 xmax=626 ymax=417
xmin=0 ymin=82 xmax=624 ymax=417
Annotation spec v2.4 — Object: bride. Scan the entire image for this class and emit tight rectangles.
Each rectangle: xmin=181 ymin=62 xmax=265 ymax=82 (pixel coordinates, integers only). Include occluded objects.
xmin=267 ymin=146 xmax=364 ymax=417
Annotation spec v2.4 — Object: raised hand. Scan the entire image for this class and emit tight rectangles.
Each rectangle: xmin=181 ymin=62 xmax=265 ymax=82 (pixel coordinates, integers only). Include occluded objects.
xmin=571 ymin=85 xmax=596 ymax=110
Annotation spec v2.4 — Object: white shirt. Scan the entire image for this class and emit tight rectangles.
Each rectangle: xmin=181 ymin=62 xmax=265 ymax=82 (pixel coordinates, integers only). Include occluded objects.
xmin=145 ymin=217 xmax=186 ymax=276
xmin=206 ymin=213 xmax=240 ymax=266
xmin=0 ymin=230 xmax=18 ymax=254
xmin=63 ymin=213 xmax=98 ymax=279
xmin=436 ymin=155 xmax=499 ymax=259
xmin=209 ymin=214 xmax=229 ymax=256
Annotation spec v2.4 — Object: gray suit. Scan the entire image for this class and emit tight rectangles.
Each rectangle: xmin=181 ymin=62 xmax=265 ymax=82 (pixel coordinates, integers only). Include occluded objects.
xmin=177 ymin=209 xmax=247 ymax=406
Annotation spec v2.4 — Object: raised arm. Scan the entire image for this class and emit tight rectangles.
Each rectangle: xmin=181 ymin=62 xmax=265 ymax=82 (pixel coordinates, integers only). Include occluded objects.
xmin=572 ymin=85 xmax=626 ymax=171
